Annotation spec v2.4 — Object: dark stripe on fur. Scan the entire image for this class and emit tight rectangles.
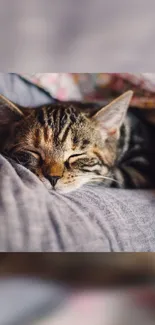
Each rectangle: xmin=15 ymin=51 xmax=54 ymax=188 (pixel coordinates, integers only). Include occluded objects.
xmin=113 ymin=111 xmax=155 ymax=189
xmin=38 ymin=108 xmax=45 ymax=126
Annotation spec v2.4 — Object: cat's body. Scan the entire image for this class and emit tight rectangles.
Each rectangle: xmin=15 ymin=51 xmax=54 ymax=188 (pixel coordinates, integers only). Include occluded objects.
xmin=111 ymin=109 xmax=155 ymax=189
xmin=0 ymin=91 xmax=155 ymax=193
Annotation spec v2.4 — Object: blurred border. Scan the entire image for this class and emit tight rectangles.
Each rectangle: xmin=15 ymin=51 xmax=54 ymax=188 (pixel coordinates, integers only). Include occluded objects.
xmin=0 ymin=0 xmax=155 ymax=71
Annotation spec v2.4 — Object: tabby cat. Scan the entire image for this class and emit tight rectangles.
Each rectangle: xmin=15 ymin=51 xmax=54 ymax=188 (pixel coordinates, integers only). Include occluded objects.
xmin=0 ymin=91 xmax=155 ymax=193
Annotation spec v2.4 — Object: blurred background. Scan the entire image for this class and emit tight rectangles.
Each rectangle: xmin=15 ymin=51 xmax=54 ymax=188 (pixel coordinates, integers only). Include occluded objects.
xmin=0 ymin=253 xmax=155 ymax=324
xmin=0 ymin=0 xmax=155 ymax=71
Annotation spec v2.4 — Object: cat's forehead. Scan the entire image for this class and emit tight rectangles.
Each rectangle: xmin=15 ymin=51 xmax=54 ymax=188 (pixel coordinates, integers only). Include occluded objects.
xmin=34 ymin=104 xmax=91 ymax=141
xmin=36 ymin=104 xmax=80 ymax=126
xmin=19 ymin=104 xmax=89 ymax=146
xmin=13 ymin=103 xmax=95 ymax=158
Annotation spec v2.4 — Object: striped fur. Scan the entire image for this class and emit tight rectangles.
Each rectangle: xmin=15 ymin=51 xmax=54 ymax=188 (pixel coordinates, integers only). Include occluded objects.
xmin=0 ymin=92 xmax=155 ymax=192
xmin=111 ymin=111 xmax=155 ymax=189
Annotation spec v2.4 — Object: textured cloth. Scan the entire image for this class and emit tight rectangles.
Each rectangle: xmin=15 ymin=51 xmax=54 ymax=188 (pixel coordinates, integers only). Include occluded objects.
xmin=21 ymin=73 xmax=82 ymax=101
xmin=0 ymin=73 xmax=53 ymax=107
xmin=0 ymin=154 xmax=155 ymax=252
xmin=20 ymin=73 xmax=155 ymax=109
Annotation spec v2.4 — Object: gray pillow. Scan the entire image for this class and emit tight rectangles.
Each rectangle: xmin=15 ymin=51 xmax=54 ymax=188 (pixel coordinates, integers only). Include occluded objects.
xmin=0 ymin=154 xmax=155 ymax=252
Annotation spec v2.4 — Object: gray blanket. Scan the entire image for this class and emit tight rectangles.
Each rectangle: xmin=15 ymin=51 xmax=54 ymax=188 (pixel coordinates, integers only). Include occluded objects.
xmin=0 ymin=73 xmax=155 ymax=252
xmin=0 ymin=154 xmax=155 ymax=252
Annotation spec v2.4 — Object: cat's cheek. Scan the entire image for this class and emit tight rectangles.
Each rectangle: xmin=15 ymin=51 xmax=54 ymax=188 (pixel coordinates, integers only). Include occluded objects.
xmin=101 ymin=165 xmax=109 ymax=175
xmin=55 ymin=175 xmax=90 ymax=193
xmin=55 ymin=186 xmax=78 ymax=193
xmin=53 ymin=176 xmax=76 ymax=193
xmin=55 ymin=183 xmax=82 ymax=193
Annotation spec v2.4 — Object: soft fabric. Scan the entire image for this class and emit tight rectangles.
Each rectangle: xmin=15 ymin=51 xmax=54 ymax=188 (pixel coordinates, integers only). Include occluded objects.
xmin=21 ymin=73 xmax=155 ymax=109
xmin=0 ymin=73 xmax=155 ymax=252
xmin=0 ymin=73 xmax=53 ymax=106
xmin=0 ymin=154 xmax=155 ymax=252
xmin=72 ymin=73 xmax=155 ymax=108
xmin=21 ymin=73 xmax=82 ymax=101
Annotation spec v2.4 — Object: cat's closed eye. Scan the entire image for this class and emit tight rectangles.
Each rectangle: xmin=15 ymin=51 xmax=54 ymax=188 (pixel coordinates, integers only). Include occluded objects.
xmin=27 ymin=150 xmax=41 ymax=160
xmin=13 ymin=151 xmax=41 ymax=166
xmin=64 ymin=153 xmax=86 ymax=169
xmin=68 ymin=153 xmax=87 ymax=165
xmin=68 ymin=154 xmax=99 ymax=170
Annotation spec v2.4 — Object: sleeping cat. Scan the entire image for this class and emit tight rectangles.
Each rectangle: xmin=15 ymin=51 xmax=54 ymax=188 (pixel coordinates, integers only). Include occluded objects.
xmin=0 ymin=91 xmax=155 ymax=193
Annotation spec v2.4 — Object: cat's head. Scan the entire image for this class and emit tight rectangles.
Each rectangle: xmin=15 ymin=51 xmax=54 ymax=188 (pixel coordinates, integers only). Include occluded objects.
xmin=0 ymin=91 xmax=133 ymax=193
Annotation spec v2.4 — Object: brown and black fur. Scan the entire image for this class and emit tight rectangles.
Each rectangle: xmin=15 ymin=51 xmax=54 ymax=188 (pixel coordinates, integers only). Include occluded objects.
xmin=0 ymin=91 xmax=155 ymax=192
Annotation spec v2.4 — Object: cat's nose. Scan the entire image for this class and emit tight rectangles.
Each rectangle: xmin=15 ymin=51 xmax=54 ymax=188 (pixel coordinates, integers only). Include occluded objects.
xmin=48 ymin=176 xmax=61 ymax=188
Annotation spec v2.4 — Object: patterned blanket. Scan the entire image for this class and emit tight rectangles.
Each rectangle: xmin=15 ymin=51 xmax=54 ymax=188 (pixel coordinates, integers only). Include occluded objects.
xmin=21 ymin=73 xmax=155 ymax=110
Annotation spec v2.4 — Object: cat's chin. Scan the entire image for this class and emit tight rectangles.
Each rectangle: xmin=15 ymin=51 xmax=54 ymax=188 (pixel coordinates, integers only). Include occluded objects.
xmin=54 ymin=184 xmax=81 ymax=194
xmin=42 ymin=179 xmax=80 ymax=194
xmin=41 ymin=177 xmax=90 ymax=194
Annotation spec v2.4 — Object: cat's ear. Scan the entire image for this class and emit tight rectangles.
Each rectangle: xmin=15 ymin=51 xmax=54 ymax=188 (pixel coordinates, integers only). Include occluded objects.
xmin=91 ymin=91 xmax=133 ymax=137
xmin=0 ymin=94 xmax=24 ymax=125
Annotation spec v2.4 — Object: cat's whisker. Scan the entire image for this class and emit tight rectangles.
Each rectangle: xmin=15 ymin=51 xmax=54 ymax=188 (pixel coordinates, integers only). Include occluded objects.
xmin=92 ymin=175 xmax=121 ymax=185
xmin=74 ymin=173 xmax=121 ymax=185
